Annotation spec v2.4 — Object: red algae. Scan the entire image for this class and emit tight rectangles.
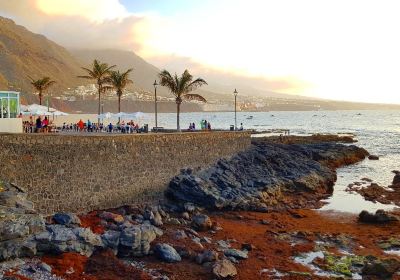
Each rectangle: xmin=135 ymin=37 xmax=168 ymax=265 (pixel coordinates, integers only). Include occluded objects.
xmin=85 ymin=249 xmax=152 ymax=280
xmin=79 ymin=211 xmax=105 ymax=234
xmin=42 ymin=253 xmax=95 ymax=280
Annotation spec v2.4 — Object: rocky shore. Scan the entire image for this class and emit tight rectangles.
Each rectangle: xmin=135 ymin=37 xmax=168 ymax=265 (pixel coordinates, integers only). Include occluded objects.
xmin=2 ymin=135 xmax=400 ymax=279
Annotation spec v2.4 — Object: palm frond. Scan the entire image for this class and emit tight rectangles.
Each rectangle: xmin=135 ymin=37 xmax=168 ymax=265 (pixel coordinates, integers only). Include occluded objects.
xmin=183 ymin=93 xmax=207 ymax=103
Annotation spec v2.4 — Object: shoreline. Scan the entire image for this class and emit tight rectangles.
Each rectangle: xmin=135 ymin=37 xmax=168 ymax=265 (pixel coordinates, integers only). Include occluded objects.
xmin=1 ymin=135 xmax=400 ymax=279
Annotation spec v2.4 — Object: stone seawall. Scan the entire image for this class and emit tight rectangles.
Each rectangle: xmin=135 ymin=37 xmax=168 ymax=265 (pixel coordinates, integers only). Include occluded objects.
xmin=0 ymin=132 xmax=251 ymax=214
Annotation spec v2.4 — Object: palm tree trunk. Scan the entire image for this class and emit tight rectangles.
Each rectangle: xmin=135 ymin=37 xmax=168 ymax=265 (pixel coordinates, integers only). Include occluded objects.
xmin=98 ymin=84 xmax=101 ymax=124
xmin=39 ymin=91 xmax=42 ymax=105
xmin=176 ymin=101 xmax=181 ymax=132
xmin=118 ymin=95 xmax=121 ymax=113
xmin=118 ymin=94 xmax=121 ymax=123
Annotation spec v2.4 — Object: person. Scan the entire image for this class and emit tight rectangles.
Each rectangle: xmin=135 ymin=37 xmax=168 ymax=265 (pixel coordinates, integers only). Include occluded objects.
xmin=239 ymin=123 xmax=243 ymax=131
xmin=78 ymin=119 xmax=84 ymax=131
xmin=207 ymin=122 xmax=211 ymax=130
xmin=108 ymin=122 xmax=113 ymax=133
xmin=35 ymin=116 xmax=42 ymax=133
xmin=192 ymin=122 xmax=196 ymax=130
xmin=87 ymin=119 xmax=92 ymax=132
xmin=42 ymin=116 xmax=49 ymax=133
xmin=204 ymin=120 xmax=208 ymax=130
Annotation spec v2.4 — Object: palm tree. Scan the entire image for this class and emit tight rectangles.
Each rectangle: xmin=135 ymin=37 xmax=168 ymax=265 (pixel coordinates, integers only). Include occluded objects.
xmin=78 ymin=59 xmax=116 ymax=119
xmin=28 ymin=77 xmax=56 ymax=105
xmin=159 ymin=69 xmax=207 ymax=131
xmin=109 ymin=69 xmax=133 ymax=114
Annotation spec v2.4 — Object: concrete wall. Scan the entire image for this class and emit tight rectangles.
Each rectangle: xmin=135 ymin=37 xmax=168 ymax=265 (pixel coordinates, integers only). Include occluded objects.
xmin=0 ymin=118 xmax=22 ymax=133
xmin=0 ymin=132 xmax=251 ymax=214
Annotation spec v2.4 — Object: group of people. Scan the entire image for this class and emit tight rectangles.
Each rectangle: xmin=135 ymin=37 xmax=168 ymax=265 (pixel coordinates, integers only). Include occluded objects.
xmin=23 ymin=116 xmax=52 ymax=133
xmin=61 ymin=119 xmax=142 ymax=134
xmin=188 ymin=120 xmax=212 ymax=131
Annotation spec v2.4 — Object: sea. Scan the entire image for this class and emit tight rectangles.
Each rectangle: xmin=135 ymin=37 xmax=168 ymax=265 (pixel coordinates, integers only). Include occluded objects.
xmin=55 ymin=110 xmax=400 ymax=214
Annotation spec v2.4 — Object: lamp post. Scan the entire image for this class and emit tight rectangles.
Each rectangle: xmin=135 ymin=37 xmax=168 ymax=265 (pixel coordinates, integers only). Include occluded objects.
xmin=234 ymin=88 xmax=238 ymax=131
xmin=153 ymin=80 xmax=158 ymax=132
xmin=101 ymin=103 xmax=104 ymax=115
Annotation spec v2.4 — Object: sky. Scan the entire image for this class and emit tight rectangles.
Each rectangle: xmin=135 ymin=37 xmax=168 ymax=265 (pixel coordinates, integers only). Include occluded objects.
xmin=1 ymin=0 xmax=400 ymax=104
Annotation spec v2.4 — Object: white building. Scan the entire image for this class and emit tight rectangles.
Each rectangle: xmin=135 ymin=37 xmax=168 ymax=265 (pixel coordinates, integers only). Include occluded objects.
xmin=0 ymin=91 xmax=22 ymax=133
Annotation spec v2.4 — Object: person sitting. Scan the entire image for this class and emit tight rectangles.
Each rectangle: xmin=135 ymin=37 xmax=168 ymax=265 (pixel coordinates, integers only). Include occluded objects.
xmin=35 ymin=116 xmax=42 ymax=133
xmin=108 ymin=123 xmax=113 ymax=133
xmin=239 ymin=123 xmax=243 ymax=131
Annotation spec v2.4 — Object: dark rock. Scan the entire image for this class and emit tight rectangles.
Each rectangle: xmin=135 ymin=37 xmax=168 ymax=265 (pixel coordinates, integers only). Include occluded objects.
xmin=241 ymin=243 xmax=255 ymax=251
xmin=173 ymin=230 xmax=187 ymax=240
xmin=212 ymin=259 xmax=237 ymax=278
xmin=191 ymin=214 xmax=212 ymax=231
xmin=196 ymin=250 xmax=218 ymax=264
xmin=101 ymin=230 xmax=120 ymax=252
xmin=53 ymin=213 xmax=81 ymax=226
xmin=393 ymin=172 xmax=400 ymax=185
xmin=154 ymin=243 xmax=181 ymax=263
xmin=359 ymin=210 xmax=398 ymax=224
xmin=166 ymin=143 xmax=367 ymax=211
xmin=362 ymin=258 xmax=400 ymax=278
xmin=223 ymin=248 xmax=248 ymax=260
xmin=99 ymin=211 xmax=124 ymax=224
xmin=368 ymin=155 xmax=379 ymax=160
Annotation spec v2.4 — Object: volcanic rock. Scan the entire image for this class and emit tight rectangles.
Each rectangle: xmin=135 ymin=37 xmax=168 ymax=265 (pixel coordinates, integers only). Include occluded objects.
xmin=167 ymin=143 xmax=368 ymax=211
xmin=359 ymin=210 xmax=398 ymax=224
xmin=212 ymin=259 xmax=237 ymax=278
xmin=191 ymin=214 xmax=212 ymax=231
xmin=154 ymin=243 xmax=181 ymax=263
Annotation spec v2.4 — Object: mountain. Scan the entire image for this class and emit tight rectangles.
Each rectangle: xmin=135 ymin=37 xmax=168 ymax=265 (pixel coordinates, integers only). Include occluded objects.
xmin=0 ymin=16 xmax=83 ymax=93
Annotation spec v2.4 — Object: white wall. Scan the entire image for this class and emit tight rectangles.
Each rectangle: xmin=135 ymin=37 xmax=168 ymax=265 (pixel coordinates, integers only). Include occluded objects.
xmin=0 ymin=118 xmax=23 ymax=133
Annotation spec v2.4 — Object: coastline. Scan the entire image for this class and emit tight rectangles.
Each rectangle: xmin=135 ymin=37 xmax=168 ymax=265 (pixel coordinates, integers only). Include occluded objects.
xmin=1 ymin=135 xmax=400 ymax=279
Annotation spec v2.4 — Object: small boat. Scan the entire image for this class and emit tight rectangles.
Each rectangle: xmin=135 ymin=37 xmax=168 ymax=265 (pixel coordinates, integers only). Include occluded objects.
xmin=246 ymin=116 xmax=253 ymax=120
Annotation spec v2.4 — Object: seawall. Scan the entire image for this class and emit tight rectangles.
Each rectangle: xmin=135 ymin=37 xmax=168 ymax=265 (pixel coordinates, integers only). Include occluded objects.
xmin=0 ymin=132 xmax=251 ymax=214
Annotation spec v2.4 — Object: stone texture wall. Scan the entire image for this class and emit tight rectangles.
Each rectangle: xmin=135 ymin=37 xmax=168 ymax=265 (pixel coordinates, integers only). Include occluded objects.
xmin=0 ymin=132 xmax=251 ymax=214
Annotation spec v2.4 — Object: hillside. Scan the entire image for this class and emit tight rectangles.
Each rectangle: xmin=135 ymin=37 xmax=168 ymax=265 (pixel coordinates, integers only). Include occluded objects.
xmin=0 ymin=16 xmax=83 ymax=92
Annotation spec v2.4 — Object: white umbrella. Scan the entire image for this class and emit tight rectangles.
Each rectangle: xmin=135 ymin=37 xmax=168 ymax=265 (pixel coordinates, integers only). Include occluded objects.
xmin=52 ymin=111 xmax=69 ymax=116
xmin=132 ymin=112 xmax=145 ymax=119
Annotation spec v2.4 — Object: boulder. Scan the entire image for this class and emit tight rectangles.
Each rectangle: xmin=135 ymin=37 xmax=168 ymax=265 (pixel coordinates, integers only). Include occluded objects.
xmin=392 ymin=172 xmax=400 ymax=185
xmin=362 ymin=258 xmax=400 ymax=278
xmin=191 ymin=214 xmax=212 ymax=231
xmin=223 ymin=248 xmax=248 ymax=260
xmin=359 ymin=210 xmax=398 ymax=224
xmin=101 ymin=230 xmax=120 ymax=252
xmin=154 ymin=243 xmax=181 ymax=263
xmin=196 ymin=250 xmax=218 ymax=264
xmin=368 ymin=155 xmax=379 ymax=160
xmin=118 ymin=224 xmax=162 ymax=257
xmin=212 ymin=259 xmax=237 ymax=278
xmin=99 ymin=211 xmax=124 ymax=224
xmin=53 ymin=213 xmax=81 ymax=226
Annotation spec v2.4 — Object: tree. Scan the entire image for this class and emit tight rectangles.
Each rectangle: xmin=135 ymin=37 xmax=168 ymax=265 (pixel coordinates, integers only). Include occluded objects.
xmin=108 ymin=69 xmax=133 ymax=114
xmin=159 ymin=69 xmax=207 ymax=131
xmin=28 ymin=77 xmax=56 ymax=105
xmin=78 ymin=59 xmax=116 ymax=119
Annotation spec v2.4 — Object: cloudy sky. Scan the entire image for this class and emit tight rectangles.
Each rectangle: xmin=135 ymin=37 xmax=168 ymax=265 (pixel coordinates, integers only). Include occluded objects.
xmin=1 ymin=0 xmax=400 ymax=103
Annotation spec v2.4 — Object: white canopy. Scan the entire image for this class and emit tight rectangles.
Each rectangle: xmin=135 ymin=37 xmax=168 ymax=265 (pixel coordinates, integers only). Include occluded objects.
xmin=21 ymin=104 xmax=68 ymax=116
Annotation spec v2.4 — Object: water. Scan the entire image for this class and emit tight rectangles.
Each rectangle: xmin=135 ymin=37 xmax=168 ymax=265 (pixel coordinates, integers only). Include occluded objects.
xmin=145 ymin=110 xmax=400 ymax=213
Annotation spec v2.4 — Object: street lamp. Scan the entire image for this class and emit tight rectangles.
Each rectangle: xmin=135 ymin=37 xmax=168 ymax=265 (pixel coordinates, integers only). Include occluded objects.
xmin=234 ymin=88 xmax=238 ymax=130
xmin=153 ymin=80 xmax=158 ymax=131
xmin=101 ymin=103 xmax=104 ymax=114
